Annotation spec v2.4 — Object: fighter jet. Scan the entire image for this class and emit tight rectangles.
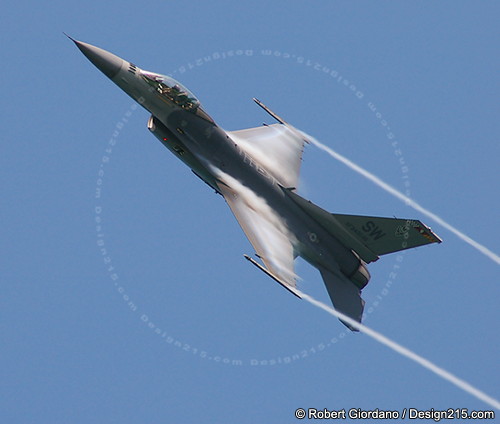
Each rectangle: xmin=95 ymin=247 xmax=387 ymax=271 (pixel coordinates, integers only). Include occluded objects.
xmin=70 ymin=37 xmax=442 ymax=330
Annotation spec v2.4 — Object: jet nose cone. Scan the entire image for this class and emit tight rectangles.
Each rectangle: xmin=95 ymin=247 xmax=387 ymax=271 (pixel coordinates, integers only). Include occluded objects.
xmin=67 ymin=35 xmax=123 ymax=79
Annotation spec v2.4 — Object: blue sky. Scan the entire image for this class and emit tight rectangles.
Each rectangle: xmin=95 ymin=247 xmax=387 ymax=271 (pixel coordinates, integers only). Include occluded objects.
xmin=2 ymin=1 xmax=499 ymax=422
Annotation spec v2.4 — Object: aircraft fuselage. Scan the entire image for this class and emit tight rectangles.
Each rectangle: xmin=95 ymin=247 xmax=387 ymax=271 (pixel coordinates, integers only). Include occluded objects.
xmin=71 ymin=37 xmax=367 ymax=297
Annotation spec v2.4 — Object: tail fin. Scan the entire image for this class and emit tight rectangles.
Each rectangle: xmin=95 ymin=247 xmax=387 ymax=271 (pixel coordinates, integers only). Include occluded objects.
xmin=283 ymin=188 xmax=442 ymax=263
xmin=319 ymin=267 xmax=364 ymax=331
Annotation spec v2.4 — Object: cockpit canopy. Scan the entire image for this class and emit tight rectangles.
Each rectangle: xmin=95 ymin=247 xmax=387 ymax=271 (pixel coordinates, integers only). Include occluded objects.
xmin=141 ymin=71 xmax=201 ymax=111
xmin=141 ymin=71 xmax=214 ymax=123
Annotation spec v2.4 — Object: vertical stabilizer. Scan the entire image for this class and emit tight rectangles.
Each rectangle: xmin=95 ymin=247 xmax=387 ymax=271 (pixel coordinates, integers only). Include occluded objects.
xmin=318 ymin=267 xmax=365 ymax=331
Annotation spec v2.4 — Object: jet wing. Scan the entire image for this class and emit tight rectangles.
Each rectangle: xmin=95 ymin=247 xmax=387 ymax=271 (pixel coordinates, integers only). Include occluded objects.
xmin=227 ymin=123 xmax=305 ymax=190
xmin=216 ymin=180 xmax=297 ymax=289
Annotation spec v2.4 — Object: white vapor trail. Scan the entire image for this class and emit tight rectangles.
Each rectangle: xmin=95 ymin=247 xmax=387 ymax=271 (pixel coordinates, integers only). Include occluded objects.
xmin=305 ymin=135 xmax=500 ymax=265
xmin=295 ymin=288 xmax=500 ymax=410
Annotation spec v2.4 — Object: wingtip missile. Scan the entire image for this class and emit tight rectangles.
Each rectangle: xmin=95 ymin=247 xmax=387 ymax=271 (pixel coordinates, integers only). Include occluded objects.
xmin=253 ymin=98 xmax=287 ymax=124
xmin=244 ymin=254 xmax=302 ymax=299
xmin=252 ymin=98 xmax=311 ymax=144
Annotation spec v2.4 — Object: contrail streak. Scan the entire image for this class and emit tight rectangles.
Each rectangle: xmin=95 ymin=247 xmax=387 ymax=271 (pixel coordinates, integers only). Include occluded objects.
xmin=295 ymin=288 xmax=500 ymax=410
xmin=305 ymin=135 xmax=500 ymax=265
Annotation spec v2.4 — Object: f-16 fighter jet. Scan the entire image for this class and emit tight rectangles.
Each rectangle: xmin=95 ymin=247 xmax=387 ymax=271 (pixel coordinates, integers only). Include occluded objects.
xmin=70 ymin=37 xmax=441 ymax=330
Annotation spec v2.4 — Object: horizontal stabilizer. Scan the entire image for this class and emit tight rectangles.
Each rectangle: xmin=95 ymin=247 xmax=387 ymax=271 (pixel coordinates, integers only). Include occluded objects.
xmin=283 ymin=188 xmax=442 ymax=263
xmin=330 ymin=213 xmax=442 ymax=256
xmin=319 ymin=267 xmax=364 ymax=331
